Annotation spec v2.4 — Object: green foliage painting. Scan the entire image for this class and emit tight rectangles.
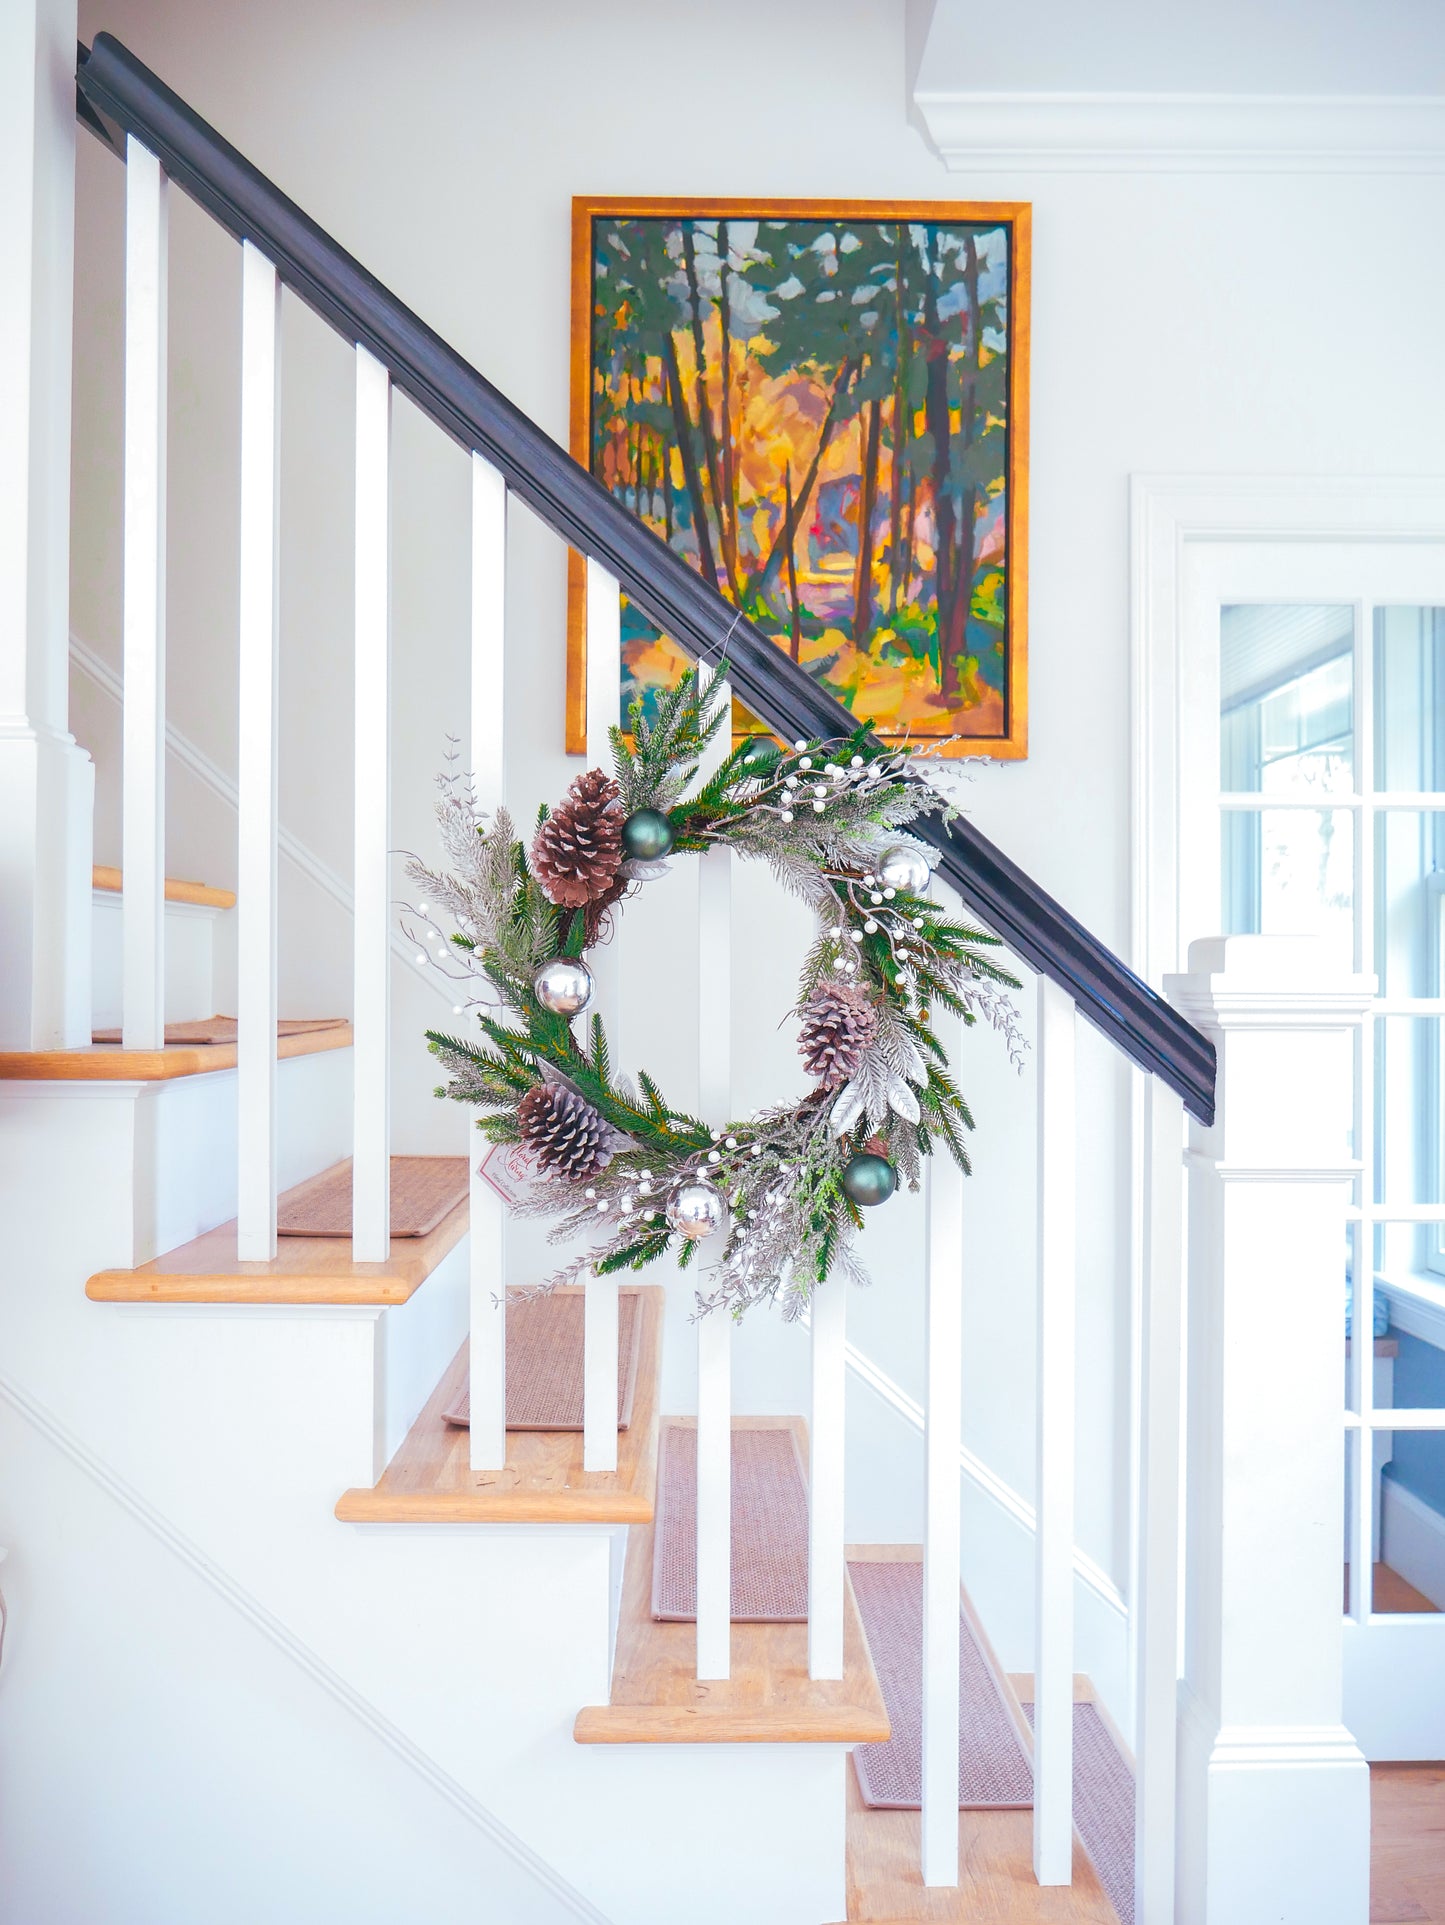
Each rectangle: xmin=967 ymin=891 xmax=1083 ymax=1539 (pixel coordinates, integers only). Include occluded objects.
xmin=567 ymin=200 xmax=1029 ymax=757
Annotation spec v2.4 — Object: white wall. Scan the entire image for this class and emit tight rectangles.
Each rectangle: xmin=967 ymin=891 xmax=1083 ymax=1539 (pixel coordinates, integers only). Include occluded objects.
xmin=65 ymin=0 xmax=1445 ymax=1637
xmin=0 ymin=1397 xmax=593 ymax=1925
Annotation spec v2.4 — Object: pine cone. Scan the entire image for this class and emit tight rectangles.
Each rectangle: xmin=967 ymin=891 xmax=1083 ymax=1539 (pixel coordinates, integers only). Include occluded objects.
xmin=532 ymin=770 xmax=624 ymax=909
xmin=517 ymin=1080 xmax=612 ymax=1181
xmin=799 ymin=984 xmax=879 ymax=1091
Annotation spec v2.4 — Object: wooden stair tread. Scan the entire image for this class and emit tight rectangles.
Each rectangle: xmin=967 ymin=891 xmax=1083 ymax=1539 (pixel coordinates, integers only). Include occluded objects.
xmin=92 ymin=863 xmax=237 ymax=909
xmin=841 ymin=1546 xmax=1120 ymax=1923
xmin=335 ymin=1284 xmax=664 ymax=1524
xmin=87 ymin=1157 xmax=466 ymax=1305
xmin=0 ymin=1019 xmax=352 ymax=1082
xmin=572 ymin=1417 xmax=890 ymax=1746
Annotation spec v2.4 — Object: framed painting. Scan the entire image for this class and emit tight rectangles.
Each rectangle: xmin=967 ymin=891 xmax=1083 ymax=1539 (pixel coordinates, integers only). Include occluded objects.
xmin=567 ymin=197 xmax=1030 ymax=757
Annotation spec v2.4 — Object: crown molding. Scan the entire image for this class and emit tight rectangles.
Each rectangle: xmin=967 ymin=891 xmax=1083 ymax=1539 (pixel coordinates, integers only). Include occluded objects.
xmin=913 ymin=90 xmax=1445 ymax=174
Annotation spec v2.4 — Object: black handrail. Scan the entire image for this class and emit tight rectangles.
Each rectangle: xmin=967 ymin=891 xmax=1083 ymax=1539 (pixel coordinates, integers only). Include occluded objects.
xmin=76 ymin=32 xmax=1215 ymax=1123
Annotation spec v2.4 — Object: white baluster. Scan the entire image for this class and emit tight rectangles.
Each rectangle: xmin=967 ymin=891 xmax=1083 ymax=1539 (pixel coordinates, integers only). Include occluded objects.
xmin=922 ymin=1015 xmax=965 ymax=1887
xmin=1034 ymin=975 xmax=1077 ymax=1887
xmin=696 ymin=1304 xmax=732 ymax=1679
xmin=236 ymin=242 xmax=282 ymax=1261
xmin=121 ymin=139 xmax=168 ymax=1052
xmin=468 ymin=453 xmax=508 ymax=1468
xmin=809 ymin=1275 xmax=846 ymax=1680
xmin=352 ymin=347 xmax=391 ymax=1261
xmin=583 ymin=1266 xmax=620 ymax=1474
xmin=581 ymin=557 xmax=622 ymax=1473
xmin=584 ymin=557 xmax=623 ymax=1044
xmin=1134 ymin=1073 xmax=1185 ymax=1923
xmin=695 ymin=664 xmax=733 ymax=1681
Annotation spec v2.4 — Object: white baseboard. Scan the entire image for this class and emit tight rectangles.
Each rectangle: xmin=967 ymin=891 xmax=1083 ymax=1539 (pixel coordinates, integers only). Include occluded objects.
xmin=1381 ymin=1473 xmax=1445 ymax=1609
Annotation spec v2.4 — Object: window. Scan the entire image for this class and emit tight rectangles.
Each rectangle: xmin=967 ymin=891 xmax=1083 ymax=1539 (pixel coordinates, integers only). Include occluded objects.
xmin=1221 ymin=603 xmax=1445 ymax=1615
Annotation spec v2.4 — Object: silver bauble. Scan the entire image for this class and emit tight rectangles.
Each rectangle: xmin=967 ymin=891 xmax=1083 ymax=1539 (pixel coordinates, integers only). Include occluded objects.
xmin=877 ymin=843 xmax=932 ymax=896
xmin=666 ymin=1179 xmax=728 ymax=1241
xmin=532 ymin=956 xmax=595 ymax=1016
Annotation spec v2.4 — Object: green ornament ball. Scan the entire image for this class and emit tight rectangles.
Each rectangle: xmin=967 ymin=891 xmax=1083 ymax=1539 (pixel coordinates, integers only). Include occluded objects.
xmin=738 ymin=735 xmax=783 ymax=776
xmin=620 ymin=808 xmax=676 ymax=862
xmin=841 ymin=1151 xmax=897 ymax=1208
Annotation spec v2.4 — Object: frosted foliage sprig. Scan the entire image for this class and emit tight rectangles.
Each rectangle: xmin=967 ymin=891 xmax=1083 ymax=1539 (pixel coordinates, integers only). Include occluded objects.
xmin=407 ymin=668 xmax=1024 ymax=1319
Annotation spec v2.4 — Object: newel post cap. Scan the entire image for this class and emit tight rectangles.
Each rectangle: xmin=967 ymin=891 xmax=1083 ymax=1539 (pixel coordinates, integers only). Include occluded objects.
xmin=1163 ymin=933 xmax=1372 ymax=1168
xmin=1164 ymin=933 xmax=1375 ymax=1030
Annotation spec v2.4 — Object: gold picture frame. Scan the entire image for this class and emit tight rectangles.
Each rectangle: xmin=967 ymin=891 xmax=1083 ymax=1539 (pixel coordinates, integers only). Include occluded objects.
xmin=567 ymin=197 xmax=1030 ymax=757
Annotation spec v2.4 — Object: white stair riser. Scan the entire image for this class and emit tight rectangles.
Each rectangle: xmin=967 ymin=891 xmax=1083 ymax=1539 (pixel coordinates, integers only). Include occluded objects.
xmin=0 ymin=1075 xmax=848 ymax=1925
xmin=0 ymin=1046 xmax=352 ymax=1267
xmin=92 ymin=887 xmax=232 ymax=1028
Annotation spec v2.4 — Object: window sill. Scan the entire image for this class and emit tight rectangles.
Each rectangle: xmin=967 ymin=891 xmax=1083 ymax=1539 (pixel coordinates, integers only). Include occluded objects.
xmin=1378 ymin=1270 xmax=1445 ymax=1351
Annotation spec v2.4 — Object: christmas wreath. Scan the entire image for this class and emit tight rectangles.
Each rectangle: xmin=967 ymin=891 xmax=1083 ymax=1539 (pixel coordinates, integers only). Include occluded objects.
xmin=407 ymin=665 xmax=1023 ymax=1319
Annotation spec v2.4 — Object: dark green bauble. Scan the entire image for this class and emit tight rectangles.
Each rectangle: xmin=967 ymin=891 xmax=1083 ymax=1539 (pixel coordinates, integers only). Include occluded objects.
xmin=620 ymin=808 xmax=676 ymax=862
xmin=738 ymin=734 xmax=783 ymax=776
xmin=841 ymin=1152 xmax=897 ymax=1207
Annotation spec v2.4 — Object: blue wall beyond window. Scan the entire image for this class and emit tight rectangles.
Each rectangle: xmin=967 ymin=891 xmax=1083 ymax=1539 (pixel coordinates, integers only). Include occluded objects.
xmin=1387 ymin=1329 xmax=1445 ymax=1514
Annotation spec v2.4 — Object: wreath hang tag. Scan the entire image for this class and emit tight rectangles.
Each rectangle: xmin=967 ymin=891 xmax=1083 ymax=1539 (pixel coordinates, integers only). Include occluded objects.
xmin=410 ymin=663 xmax=1024 ymax=1322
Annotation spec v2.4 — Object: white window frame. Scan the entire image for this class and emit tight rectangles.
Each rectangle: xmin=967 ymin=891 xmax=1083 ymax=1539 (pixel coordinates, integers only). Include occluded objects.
xmin=1129 ymin=478 xmax=1445 ymax=1755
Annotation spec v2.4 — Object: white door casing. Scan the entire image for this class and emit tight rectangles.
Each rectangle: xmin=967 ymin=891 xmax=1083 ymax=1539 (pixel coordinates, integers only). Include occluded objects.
xmin=1131 ymin=475 xmax=1445 ymax=1760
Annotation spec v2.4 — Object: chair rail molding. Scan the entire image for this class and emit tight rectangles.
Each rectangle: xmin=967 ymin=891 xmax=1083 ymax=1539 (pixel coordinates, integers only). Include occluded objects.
xmin=913 ymin=91 xmax=1445 ymax=174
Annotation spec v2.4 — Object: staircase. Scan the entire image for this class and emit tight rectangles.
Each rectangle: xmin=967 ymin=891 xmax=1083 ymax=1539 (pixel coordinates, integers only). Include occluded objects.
xmin=0 ymin=30 xmax=1235 ymax=1925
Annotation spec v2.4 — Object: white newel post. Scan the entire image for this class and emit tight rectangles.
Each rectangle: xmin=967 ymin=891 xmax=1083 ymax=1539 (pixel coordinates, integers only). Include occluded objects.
xmin=0 ymin=0 xmax=94 ymax=1048
xmin=1167 ymin=935 xmax=1372 ymax=1925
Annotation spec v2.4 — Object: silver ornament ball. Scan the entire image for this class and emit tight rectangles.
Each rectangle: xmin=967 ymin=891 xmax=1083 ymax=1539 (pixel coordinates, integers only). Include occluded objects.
xmin=666 ymin=1180 xmax=728 ymax=1241
xmin=532 ymin=956 xmax=595 ymax=1016
xmin=877 ymin=843 xmax=932 ymax=897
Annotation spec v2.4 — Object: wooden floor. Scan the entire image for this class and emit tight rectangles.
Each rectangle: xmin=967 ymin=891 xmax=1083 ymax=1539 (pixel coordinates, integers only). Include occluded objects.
xmin=1373 ymin=1764 xmax=1445 ymax=1923
xmin=337 ymin=1286 xmax=664 ymax=1524
xmin=1354 ymin=1563 xmax=1441 ymax=1615
xmin=574 ymin=1418 xmax=890 ymax=1746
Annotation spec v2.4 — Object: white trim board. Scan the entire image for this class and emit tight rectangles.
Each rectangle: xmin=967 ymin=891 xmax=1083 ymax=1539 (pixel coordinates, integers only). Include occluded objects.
xmin=0 ymin=1365 xmax=615 ymax=1925
xmin=70 ymin=631 xmax=452 ymax=1008
xmin=832 ymin=1320 xmax=1126 ymax=1620
xmin=912 ymin=91 xmax=1445 ymax=174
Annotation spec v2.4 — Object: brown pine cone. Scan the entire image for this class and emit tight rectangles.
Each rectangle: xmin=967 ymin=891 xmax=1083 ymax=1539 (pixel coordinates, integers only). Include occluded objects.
xmin=517 ymin=1080 xmax=612 ymax=1181
xmin=532 ymin=770 xmax=624 ymax=909
xmin=799 ymin=983 xmax=879 ymax=1091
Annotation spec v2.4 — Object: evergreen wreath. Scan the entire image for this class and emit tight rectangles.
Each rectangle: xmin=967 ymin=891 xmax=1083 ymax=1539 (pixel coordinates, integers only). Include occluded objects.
xmin=406 ymin=664 xmax=1024 ymax=1320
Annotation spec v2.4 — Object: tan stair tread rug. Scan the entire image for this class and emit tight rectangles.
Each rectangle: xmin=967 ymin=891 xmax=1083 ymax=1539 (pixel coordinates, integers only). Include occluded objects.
xmin=848 ymin=1556 xmax=1136 ymax=1925
xmin=651 ymin=1423 xmax=810 ymax=1623
xmin=441 ymin=1287 xmax=643 ymax=1432
xmin=848 ymin=1557 xmax=1032 ymax=1811
xmin=91 ymin=1015 xmax=349 ymax=1046
xmin=278 ymin=1155 xmax=468 ymax=1240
